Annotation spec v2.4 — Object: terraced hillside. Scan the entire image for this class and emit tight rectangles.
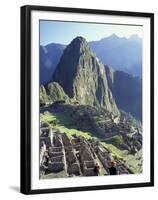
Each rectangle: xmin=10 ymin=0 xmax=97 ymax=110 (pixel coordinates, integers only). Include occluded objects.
xmin=40 ymin=103 xmax=142 ymax=178
xmin=40 ymin=121 xmax=133 ymax=179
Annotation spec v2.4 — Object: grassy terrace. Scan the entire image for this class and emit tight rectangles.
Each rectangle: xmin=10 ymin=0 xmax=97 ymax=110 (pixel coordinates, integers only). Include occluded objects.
xmin=102 ymin=142 xmax=128 ymax=160
xmin=40 ymin=111 xmax=96 ymax=139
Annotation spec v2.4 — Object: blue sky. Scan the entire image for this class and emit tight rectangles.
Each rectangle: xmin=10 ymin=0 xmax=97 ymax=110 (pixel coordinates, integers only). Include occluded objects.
xmin=40 ymin=20 xmax=142 ymax=46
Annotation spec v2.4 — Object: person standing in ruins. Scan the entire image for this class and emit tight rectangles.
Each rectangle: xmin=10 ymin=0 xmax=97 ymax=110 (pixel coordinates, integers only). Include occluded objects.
xmin=109 ymin=160 xmax=117 ymax=175
xmin=94 ymin=162 xmax=100 ymax=176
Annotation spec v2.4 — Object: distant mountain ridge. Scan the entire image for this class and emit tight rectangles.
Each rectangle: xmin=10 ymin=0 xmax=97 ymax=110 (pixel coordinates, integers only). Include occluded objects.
xmin=89 ymin=34 xmax=142 ymax=77
xmin=40 ymin=34 xmax=142 ymax=84
xmin=40 ymin=43 xmax=65 ymax=84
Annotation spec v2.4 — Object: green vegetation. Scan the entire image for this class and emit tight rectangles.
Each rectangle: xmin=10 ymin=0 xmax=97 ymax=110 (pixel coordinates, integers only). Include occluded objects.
xmin=102 ymin=142 xmax=142 ymax=173
xmin=46 ymin=82 xmax=70 ymax=103
xmin=102 ymin=142 xmax=128 ymax=160
xmin=124 ymin=150 xmax=142 ymax=173
xmin=40 ymin=85 xmax=50 ymax=105
xmin=40 ymin=111 xmax=95 ymax=139
xmin=104 ymin=135 xmax=124 ymax=149
xmin=40 ymin=82 xmax=71 ymax=105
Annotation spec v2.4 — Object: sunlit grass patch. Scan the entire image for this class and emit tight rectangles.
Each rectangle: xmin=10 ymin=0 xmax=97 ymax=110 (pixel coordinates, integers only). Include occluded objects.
xmin=40 ymin=111 xmax=95 ymax=139
xmin=102 ymin=142 xmax=128 ymax=160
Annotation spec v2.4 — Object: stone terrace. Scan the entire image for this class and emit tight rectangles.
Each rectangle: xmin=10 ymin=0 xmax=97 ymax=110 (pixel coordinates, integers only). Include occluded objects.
xmin=40 ymin=122 xmax=133 ymax=179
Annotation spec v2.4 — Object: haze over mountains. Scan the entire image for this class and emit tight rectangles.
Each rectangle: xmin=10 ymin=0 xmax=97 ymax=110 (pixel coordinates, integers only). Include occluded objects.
xmin=40 ymin=34 xmax=142 ymax=85
xmin=89 ymin=34 xmax=142 ymax=77
xmin=40 ymin=36 xmax=142 ymax=121
xmin=105 ymin=65 xmax=142 ymax=120
xmin=40 ymin=43 xmax=65 ymax=84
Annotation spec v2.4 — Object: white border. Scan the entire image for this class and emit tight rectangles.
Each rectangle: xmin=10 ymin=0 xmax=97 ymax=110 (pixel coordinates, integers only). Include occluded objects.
xmin=31 ymin=10 xmax=151 ymax=190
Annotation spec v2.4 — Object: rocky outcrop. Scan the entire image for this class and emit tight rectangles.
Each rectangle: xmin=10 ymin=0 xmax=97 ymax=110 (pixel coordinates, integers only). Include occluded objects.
xmin=40 ymin=85 xmax=50 ymax=105
xmin=40 ymin=82 xmax=70 ymax=105
xmin=46 ymin=82 xmax=70 ymax=103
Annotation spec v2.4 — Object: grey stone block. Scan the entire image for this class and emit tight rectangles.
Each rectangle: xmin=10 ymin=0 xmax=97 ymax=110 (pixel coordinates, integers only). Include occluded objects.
xmin=48 ymin=162 xmax=65 ymax=173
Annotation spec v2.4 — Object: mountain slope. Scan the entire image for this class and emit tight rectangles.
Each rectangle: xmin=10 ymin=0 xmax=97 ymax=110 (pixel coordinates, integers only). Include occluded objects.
xmin=52 ymin=36 xmax=119 ymax=116
xmin=40 ymin=82 xmax=70 ymax=105
xmin=46 ymin=82 xmax=70 ymax=103
xmin=105 ymin=65 xmax=142 ymax=120
xmin=40 ymin=44 xmax=65 ymax=84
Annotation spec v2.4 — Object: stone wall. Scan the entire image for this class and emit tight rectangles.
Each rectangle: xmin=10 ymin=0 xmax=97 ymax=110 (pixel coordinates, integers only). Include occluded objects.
xmin=40 ymin=121 xmax=132 ymax=179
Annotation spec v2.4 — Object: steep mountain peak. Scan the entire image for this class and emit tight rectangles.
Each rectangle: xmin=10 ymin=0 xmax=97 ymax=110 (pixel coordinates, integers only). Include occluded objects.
xmin=109 ymin=33 xmax=119 ymax=39
xmin=72 ymin=36 xmax=87 ymax=44
xmin=52 ymin=37 xmax=120 ymax=116
xmin=66 ymin=36 xmax=91 ymax=55
xmin=100 ymin=34 xmax=119 ymax=42
xmin=52 ymin=37 xmax=95 ymax=98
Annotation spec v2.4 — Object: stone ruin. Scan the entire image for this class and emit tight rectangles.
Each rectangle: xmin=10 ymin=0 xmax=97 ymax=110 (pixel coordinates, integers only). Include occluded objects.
xmin=79 ymin=141 xmax=96 ymax=176
xmin=62 ymin=133 xmax=81 ymax=176
xmin=40 ymin=121 xmax=133 ymax=179
xmin=95 ymin=144 xmax=112 ymax=172
xmin=47 ymin=131 xmax=66 ymax=173
xmin=40 ymin=128 xmax=52 ymax=148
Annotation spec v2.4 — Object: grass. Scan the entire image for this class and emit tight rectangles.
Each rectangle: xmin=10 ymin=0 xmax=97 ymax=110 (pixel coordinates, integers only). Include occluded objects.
xmin=124 ymin=150 xmax=142 ymax=173
xmin=53 ymin=125 xmax=93 ymax=139
xmin=102 ymin=142 xmax=128 ymax=160
xmin=40 ymin=111 xmax=96 ymax=139
xmin=104 ymin=135 xmax=124 ymax=148
xmin=102 ymin=142 xmax=142 ymax=174
xmin=40 ymin=111 xmax=72 ymax=125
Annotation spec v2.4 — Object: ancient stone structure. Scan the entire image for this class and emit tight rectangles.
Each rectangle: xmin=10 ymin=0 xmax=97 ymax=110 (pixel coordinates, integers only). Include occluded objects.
xmin=96 ymin=144 xmax=112 ymax=172
xmin=48 ymin=131 xmax=66 ymax=173
xmin=40 ymin=121 xmax=133 ymax=179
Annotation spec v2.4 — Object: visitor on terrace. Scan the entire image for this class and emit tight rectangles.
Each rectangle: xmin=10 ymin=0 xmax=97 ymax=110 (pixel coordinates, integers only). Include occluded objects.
xmin=94 ymin=162 xmax=100 ymax=176
xmin=109 ymin=160 xmax=117 ymax=175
